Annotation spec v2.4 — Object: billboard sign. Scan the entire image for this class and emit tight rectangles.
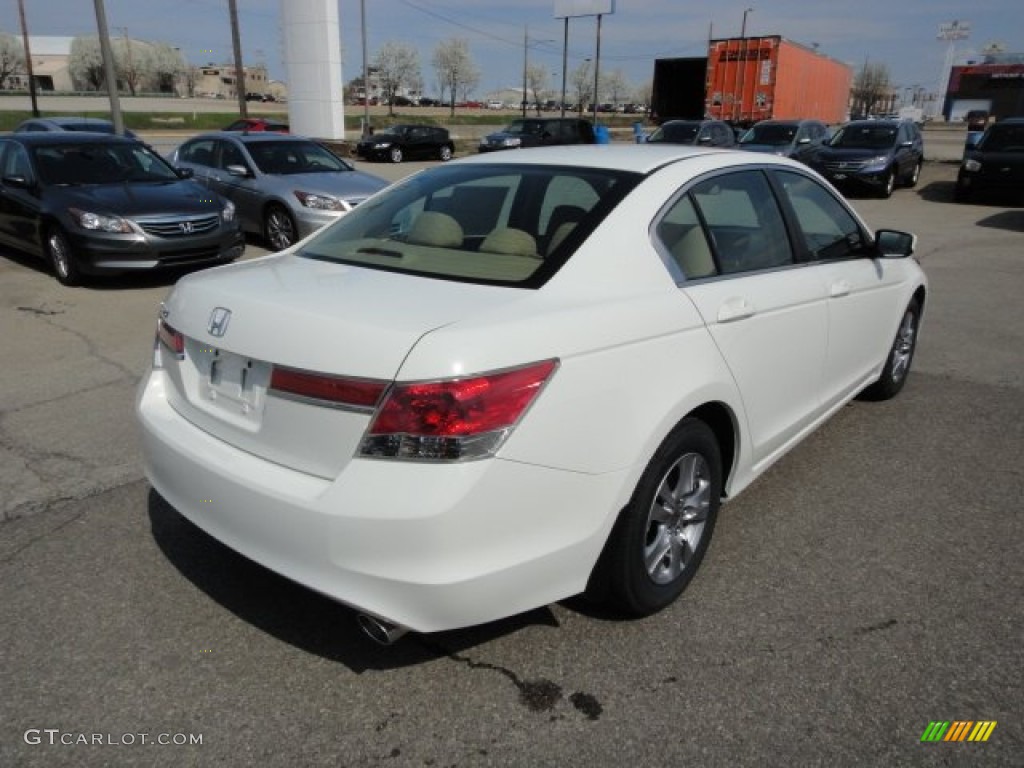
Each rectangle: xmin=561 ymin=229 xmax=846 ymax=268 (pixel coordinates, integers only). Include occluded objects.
xmin=554 ymin=0 xmax=615 ymax=19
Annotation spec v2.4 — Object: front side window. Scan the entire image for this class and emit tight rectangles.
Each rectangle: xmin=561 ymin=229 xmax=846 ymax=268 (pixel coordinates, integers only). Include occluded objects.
xmin=297 ymin=164 xmax=639 ymax=287
xmin=0 ymin=141 xmax=33 ymax=179
xmin=179 ymin=139 xmax=217 ymax=168
xmin=775 ymin=171 xmax=866 ymax=260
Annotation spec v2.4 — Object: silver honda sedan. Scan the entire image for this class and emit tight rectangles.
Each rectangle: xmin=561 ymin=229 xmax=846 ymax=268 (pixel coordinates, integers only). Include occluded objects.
xmin=170 ymin=132 xmax=389 ymax=250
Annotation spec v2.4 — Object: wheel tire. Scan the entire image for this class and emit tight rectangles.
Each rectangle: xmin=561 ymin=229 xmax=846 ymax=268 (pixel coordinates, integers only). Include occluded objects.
xmin=880 ymin=168 xmax=896 ymax=198
xmin=594 ymin=418 xmax=722 ymax=616
xmin=264 ymin=205 xmax=297 ymax=251
xmin=861 ymin=298 xmax=921 ymax=401
xmin=389 ymin=146 xmax=403 ymax=163
xmin=46 ymin=227 xmax=83 ymax=286
xmin=439 ymin=145 xmax=453 ymax=162
xmin=907 ymin=160 xmax=922 ymax=188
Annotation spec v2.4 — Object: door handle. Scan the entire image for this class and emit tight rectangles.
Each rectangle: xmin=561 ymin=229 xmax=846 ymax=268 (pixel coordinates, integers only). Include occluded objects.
xmin=830 ymin=280 xmax=851 ymax=298
xmin=716 ymin=297 xmax=755 ymax=323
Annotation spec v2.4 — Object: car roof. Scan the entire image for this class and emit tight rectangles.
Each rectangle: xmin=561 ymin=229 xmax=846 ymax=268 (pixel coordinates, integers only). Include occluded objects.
xmin=451 ymin=144 xmax=798 ymax=174
xmin=202 ymin=131 xmax=309 ymax=143
xmin=5 ymin=131 xmax=138 ymax=145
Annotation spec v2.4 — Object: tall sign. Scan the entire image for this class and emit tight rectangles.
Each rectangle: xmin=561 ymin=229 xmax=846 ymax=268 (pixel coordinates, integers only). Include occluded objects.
xmin=281 ymin=0 xmax=346 ymax=139
xmin=554 ymin=1 xmax=616 ymax=122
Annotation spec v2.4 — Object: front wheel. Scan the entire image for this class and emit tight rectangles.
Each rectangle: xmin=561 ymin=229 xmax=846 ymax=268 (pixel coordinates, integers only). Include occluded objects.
xmin=906 ymin=160 xmax=922 ymax=188
xmin=439 ymin=145 xmax=453 ymax=162
xmin=46 ymin=227 xmax=83 ymax=286
xmin=388 ymin=146 xmax=403 ymax=163
xmin=861 ymin=298 xmax=921 ymax=401
xmin=880 ymin=168 xmax=896 ymax=198
xmin=593 ymin=418 xmax=722 ymax=616
xmin=264 ymin=204 xmax=297 ymax=251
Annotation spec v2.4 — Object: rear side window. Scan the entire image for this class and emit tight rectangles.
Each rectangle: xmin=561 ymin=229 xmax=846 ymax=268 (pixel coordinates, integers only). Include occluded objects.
xmin=690 ymin=171 xmax=793 ymax=275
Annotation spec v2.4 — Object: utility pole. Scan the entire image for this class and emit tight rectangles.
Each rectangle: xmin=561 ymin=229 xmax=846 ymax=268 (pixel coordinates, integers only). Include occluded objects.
xmin=16 ymin=0 xmax=38 ymax=116
xmin=360 ymin=0 xmax=369 ymax=135
xmin=92 ymin=0 xmax=125 ymax=134
xmin=228 ymin=0 xmax=248 ymax=117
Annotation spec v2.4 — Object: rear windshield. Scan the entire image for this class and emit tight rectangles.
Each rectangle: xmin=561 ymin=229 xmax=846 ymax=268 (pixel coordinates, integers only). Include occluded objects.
xmin=298 ymin=163 xmax=640 ymax=288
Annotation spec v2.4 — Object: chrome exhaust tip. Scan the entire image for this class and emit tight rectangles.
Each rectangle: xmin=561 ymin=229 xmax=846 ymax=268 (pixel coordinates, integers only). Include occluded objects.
xmin=356 ymin=613 xmax=409 ymax=646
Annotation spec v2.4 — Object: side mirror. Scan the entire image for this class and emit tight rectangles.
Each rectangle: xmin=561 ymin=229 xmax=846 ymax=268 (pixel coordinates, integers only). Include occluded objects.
xmin=175 ymin=167 xmax=195 ymax=179
xmin=875 ymin=229 xmax=917 ymax=258
xmin=225 ymin=164 xmax=249 ymax=177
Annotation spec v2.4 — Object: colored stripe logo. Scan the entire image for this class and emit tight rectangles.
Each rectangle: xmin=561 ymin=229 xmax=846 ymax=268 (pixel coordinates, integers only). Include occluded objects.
xmin=921 ymin=721 xmax=997 ymax=742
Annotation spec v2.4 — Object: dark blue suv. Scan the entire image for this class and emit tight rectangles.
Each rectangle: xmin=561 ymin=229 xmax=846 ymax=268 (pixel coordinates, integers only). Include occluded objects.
xmin=808 ymin=119 xmax=924 ymax=198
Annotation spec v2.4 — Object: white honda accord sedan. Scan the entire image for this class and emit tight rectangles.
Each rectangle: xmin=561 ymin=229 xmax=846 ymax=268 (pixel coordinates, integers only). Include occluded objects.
xmin=137 ymin=145 xmax=926 ymax=643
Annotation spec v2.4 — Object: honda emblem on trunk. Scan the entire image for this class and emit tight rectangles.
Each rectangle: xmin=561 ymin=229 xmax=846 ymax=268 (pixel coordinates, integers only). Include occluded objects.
xmin=208 ymin=307 xmax=232 ymax=337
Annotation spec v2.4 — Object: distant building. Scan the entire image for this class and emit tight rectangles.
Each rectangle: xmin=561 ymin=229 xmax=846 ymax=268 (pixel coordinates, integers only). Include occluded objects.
xmin=7 ymin=35 xmax=285 ymax=100
xmin=9 ymin=36 xmax=75 ymax=91
xmin=944 ymin=52 xmax=1024 ymax=121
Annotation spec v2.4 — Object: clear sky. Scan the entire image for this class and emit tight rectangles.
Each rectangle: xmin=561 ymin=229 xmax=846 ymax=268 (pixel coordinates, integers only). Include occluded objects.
xmin=2 ymin=0 xmax=1021 ymax=101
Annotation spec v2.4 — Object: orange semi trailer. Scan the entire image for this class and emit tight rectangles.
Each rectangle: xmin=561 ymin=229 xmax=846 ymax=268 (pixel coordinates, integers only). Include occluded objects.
xmin=705 ymin=36 xmax=852 ymax=124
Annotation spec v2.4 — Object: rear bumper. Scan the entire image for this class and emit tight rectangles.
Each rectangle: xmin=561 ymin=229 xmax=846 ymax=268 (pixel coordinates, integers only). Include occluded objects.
xmin=137 ymin=370 xmax=627 ymax=633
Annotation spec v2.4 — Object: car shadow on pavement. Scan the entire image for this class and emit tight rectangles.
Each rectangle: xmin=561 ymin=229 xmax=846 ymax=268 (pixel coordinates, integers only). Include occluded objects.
xmin=913 ymin=180 xmax=957 ymax=203
xmin=147 ymin=489 xmax=559 ymax=670
xmin=975 ymin=210 xmax=1024 ymax=232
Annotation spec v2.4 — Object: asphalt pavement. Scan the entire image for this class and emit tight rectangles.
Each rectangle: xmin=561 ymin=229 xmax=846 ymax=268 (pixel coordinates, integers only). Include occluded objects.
xmin=0 ymin=161 xmax=1021 ymax=767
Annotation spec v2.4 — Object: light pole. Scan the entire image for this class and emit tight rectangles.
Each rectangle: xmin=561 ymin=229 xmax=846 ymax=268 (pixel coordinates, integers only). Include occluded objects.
xmin=360 ymin=0 xmax=369 ymax=135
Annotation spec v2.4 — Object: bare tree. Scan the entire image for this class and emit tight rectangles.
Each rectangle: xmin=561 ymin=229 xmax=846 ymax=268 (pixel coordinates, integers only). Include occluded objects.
xmin=68 ymin=36 xmax=106 ymax=90
xmin=432 ymin=38 xmax=477 ymax=117
xmin=851 ymin=61 xmax=891 ymax=118
xmin=0 ymin=32 xmax=25 ymax=89
xmin=374 ymin=41 xmax=420 ymax=116
xmin=570 ymin=60 xmax=593 ymax=114
xmin=601 ymin=69 xmax=629 ymax=110
xmin=526 ymin=63 xmax=548 ymax=114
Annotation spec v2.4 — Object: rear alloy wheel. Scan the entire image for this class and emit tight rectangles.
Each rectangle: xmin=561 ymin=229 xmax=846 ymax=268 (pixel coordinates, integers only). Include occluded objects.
xmin=880 ymin=168 xmax=896 ymax=198
xmin=439 ymin=145 xmax=453 ymax=162
xmin=595 ymin=418 xmax=722 ymax=615
xmin=46 ymin=227 xmax=83 ymax=286
xmin=861 ymin=298 xmax=920 ymax=401
xmin=389 ymin=146 xmax=403 ymax=163
xmin=264 ymin=204 xmax=297 ymax=251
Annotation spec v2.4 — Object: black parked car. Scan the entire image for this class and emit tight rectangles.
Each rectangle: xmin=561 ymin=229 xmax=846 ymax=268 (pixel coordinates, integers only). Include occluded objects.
xmin=355 ymin=124 xmax=454 ymax=163
xmin=0 ymin=133 xmax=243 ymax=285
xmin=645 ymin=119 xmax=736 ymax=147
xmin=737 ymin=119 xmax=828 ymax=162
xmin=807 ymin=119 xmax=923 ymax=198
xmin=955 ymin=117 xmax=1024 ymax=203
xmin=478 ymin=118 xmax=595 ymax=152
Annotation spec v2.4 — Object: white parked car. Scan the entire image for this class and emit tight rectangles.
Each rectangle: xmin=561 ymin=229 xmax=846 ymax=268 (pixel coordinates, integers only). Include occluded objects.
xmin=137 ymin=145 xmax=926 ymax=643
xmin=487 ymin=100 xmax=505 ymax=110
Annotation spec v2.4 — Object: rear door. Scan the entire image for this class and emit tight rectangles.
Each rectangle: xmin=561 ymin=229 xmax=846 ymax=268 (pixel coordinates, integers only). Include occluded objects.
xmin=659 ymin=169 xmax=829 ymax=466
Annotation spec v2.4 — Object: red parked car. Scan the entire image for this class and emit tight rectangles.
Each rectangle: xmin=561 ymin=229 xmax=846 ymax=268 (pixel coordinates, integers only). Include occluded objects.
xmin=223 ymin=118 xmax=290 ymax=133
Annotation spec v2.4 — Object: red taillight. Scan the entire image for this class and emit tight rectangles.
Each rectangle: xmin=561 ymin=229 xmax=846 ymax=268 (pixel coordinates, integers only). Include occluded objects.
xmin=361 ymin=359 xmax=558 ymax=461
xmin=157 ymin=319 xmax=185 ymax=359
xmin=269 ymin=366 xmax=387 ymax=410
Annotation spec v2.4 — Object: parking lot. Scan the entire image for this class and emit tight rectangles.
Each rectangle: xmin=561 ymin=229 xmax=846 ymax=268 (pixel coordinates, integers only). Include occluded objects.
xmin=1 ymin=157 xmax=1021 ymax=766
